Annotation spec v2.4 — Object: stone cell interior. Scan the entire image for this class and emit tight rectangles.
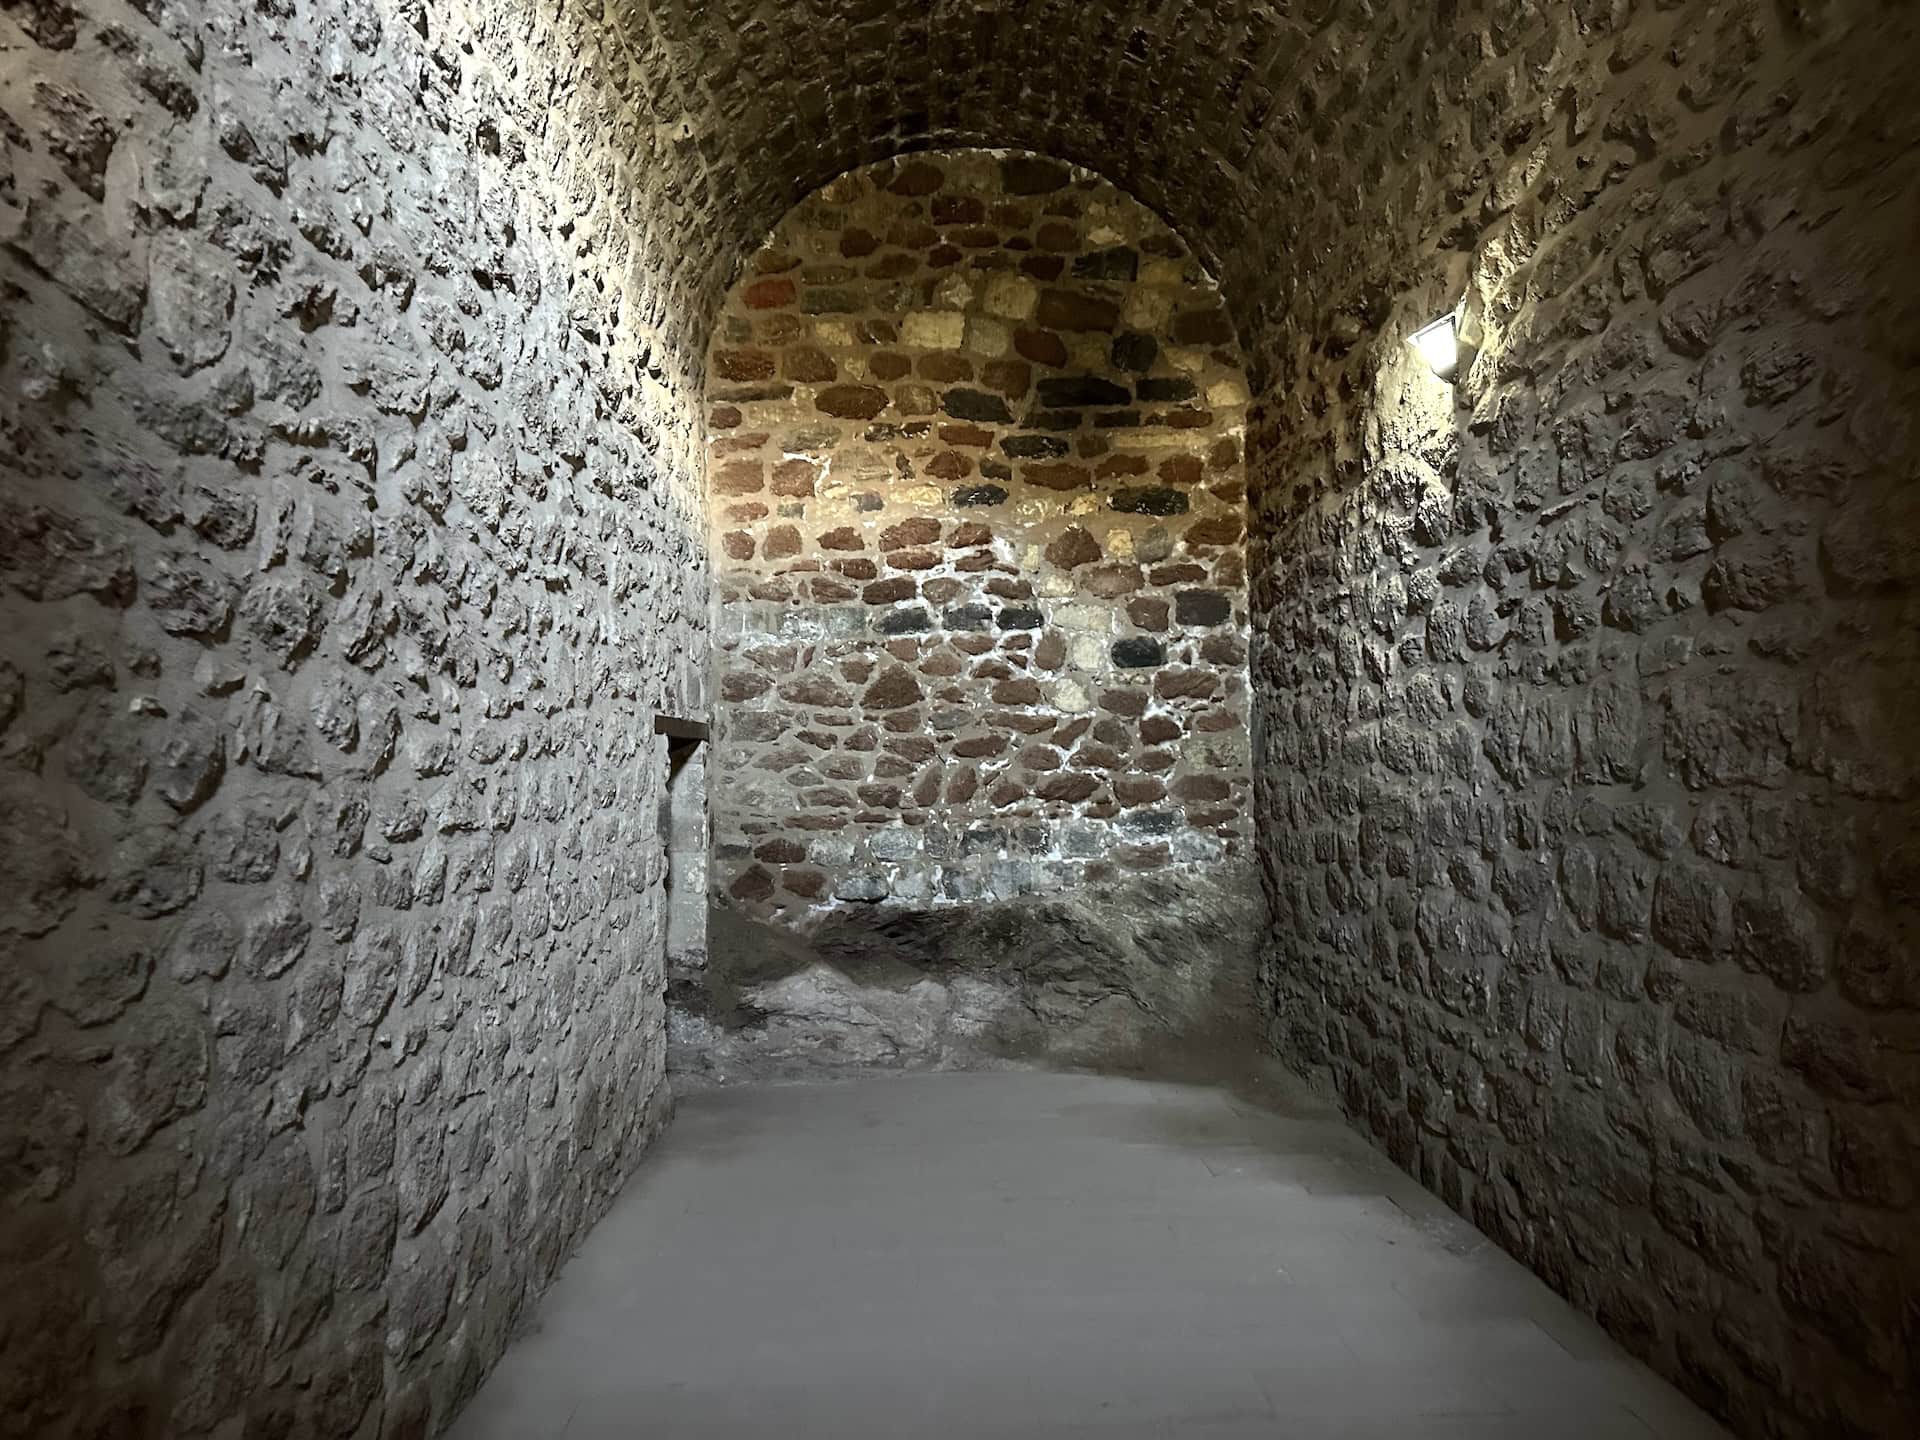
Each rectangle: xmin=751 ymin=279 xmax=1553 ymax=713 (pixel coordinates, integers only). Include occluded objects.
xmin=1 ymin=2 xmax=1916 ymax=1439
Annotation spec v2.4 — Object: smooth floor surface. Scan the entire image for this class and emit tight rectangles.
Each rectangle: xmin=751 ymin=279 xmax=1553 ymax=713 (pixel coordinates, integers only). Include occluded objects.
xmin=451 ymin=1071 xmax=1732 ymax=1440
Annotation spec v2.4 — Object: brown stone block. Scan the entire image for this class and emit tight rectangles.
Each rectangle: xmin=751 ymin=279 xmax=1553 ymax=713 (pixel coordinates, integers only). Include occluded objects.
xmin=1055 ymin=717 xmax=1092 ymax=747
xmin=982 ymin=359 xmax=1032 ymax=397
xmin=1035 ymin=220 xmax=1078 ymax=252
xmin=783 ymin=868 xmax=827 ymax=898
xmin=789 ymin=815 xmax=847 ymax=831
xmin=921 ymin=651 xmax=963 ymax=678
xmin=1201 ymin=634 xmax=1246 ymax=666
xmin=1099 ymin=688 xmax=1147 ymax=718
xmin=1128 ymin=597 xmax=1170 ymax=631
xmin=873 ymin=754 xmax=914 ymax=779
xmin=1172 ymin=774 xmax=1231 ymax=803
xmin=816 ymin=385 xmax=890 ymax=420
xmin=870 ymin=352 xmax=912 ymax=381
xmin=762 ymin=526 xmax=802 ymax=561
xmin=881 ymin=517 xmax=942 ymax=548
xmin=744 ymin=278 xmax=796 ymax=309
xmin=754 ymin=250 xmax=800 ymax=274
xmin=1173 ymin=309 xmax=1233 ymax=346
xmin=780 ymin=676 xmax=854 ymax=707
xmin=1036 ymin=773 xmax=1100 ymax=803
xmin=987 ymin=577 xmax=1034 ymax=600
xmin=1185 ymin=808 xmax=1238 ymax=829
xmin=888 ymin=547 xmax=940 ymax=571
xmin=755 ymin=839 xmax=808 ymax=864
xmin=1036 ymin=288 xmax=1118 ymax=332
xmin=1184 ymin=515 xmax=1244 ymax=548
xmin=770 ymin=459 xmax=818 ymax=496
xmin=1140 ymin=715 xmax=1182 ymax=745
xmin=709 ymin=405 xmax=743 ymax=429
xmin=812 ymin=578 xmax=855 ymax=602
xmin=1137 ymin=749 xmax=1176 ymax=773
xmin=1020 ymin=745 xmax=1063 ymax=771
xmin=947 ymin=522 xmax=990 ymax=549
xmin=1149 ymin=562 xmax=1207 ymax=586
xmin=955 ymin=226 xmax=1000 ymax=249
xmin=1092 ymin=717 xmax=1131 ymax=747
xmin=714 ymin=460 xmax=764 ymax=495
xmin=730 ymin=866 xmax=776 ymax=901
xmin=864 ymin=577 xmax=918 ymax=604
xmin=1112 ymin=776 xmax=1166 ymax=807
xmin=1034 ymin=632 xmax=1067 ymax=670
xmin=919 ymin=354 xmax=973 ymax=382
xmin=911 ymin=769 xmax=942 ymax=805
xmin=1025 ymin=463 xmax=1092 ymax=493
xmin=932 ymin=195 xmax=986 ymax=225
xmin=954 ymin=734 xmax=1009 ymax=758
xmin=928 ymin=244 xmax=964 ymax=268
xmin=714 ymin=433 xmax=771 ymax=456
xmin=835 ymin=558 xmax=879 ymax=580
xmin=722 ymin=531 xmax=755 ymax=561
xmin=727 ymin=503 xmax=770 ymax=523
xmin=1042 ymin=526 xmax=1102 ymax=570
xmin=928 ymin=451 xmax=973 ymax=481
xmin=714 ymin=348 xmax=777 ymax=381
xmin=819 ymin=527 xmax=865 ymax=551
xmin=923 ymin=578 xmax=965 ymax=604
xmin=991 ymin=679 xmax=1043 ymax=706
xmin=721 ymin=671 xmax=771 ymax=701
xmin=989 ymin=781 xmax=1028 ymax=807
xmin=895 ymin=383 xmax=937 ymax=414
xmin=759 ymin=313 xmax=807 ymax=345
xmin=1077 ymin=744 xmax=1128 ymax=772
xmin=1015 ymin=328 xmax=1069 ymax=366
xmin=882 ymin=709 xmax=924 ymax=732
xmin=840 ymin=227 xmax=881 ymax=258
xmin=993 ymin=712 xmax=1055 ymax=735
xmin=939 ymin=423 xmax=994 ymax=448
xmin=1100 ymin=454 xmax=1150 ymax=479
xmin=1153 ymin=669 xmax=1218 ymax=700
xmin=1021 ymin=255 xmax=1066 ymax=281
xmin=857 ymin=784 xmax=903 ymax=809
xmin=864 ymin=667 xmax=923 ymax=710
xmin=784 ymin=348 xmax=837 ymax=382
xmin=1208 ymin=436 xmax=1240 ymax=468
xmin=1159 ymin=455 xmax=1203 ymax=485
xmin=952 ymin=634 xmax=995 ymax=656
xmin=746 ymin=581 xmax=791 ymax=602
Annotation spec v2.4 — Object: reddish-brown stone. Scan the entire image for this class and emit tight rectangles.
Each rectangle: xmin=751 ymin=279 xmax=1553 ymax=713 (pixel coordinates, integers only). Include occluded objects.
xmin=1036 ymin=289 xmax=1119 ymax=332
xmin=1140 ymin=715 xmax=1182 ymax=745
xmin=870 ymin=352 xmax=912 ymax=381
xmin=1128 ymin=597 xmax=1170 ymax=630
xmin=1035 ymin=220 xmax=1079 ymax=252
xmin=919 ymin=354 xmax=973 ymax=383
xmin=1037 ymin=773 xmax=1100 ymax=803
xmin=1159 ymin=455 xmax=1203 ymax=485
xmin=951 ymin=522 xmax=992 ymax=548
xmin=1043 ymin=526 xmax=1102 ymax=569
xmin=1201 ymin=633 xmax=1246 ymax=665
xmin=923 ymin=578 xmax=965 ymax=604
xmin=1194 ymin=709 xmax=1241 ymax=733
xmin=1099 ymin=454 xmax=1150 ymax=479
xmin=982 ymin=359 xmax=1032 ymax=397
xmin=1149 ymin=562 xmax=1208 ymax=585
xmin=1099 ymin=688 xmax=1148 ymax=717
xmin=783 ymin=868 xmax=828 ymax=898
xmin=1055 ymin=716 xmax=1092 ymax=746
xmin=987 ymin=577 xmax=1034 ymax=599
xmin=1015 ymin=328 xmax=1069 ymax=366
xmin=1112 ymin=776 xmax=1167 ymax=807
xmin=881 ymin=517 xmax=942 ymax=548
xmin=722 ymin=531 xmax=755 ymax=561
xmin=763 ymin=525 xmax=802 ymax=560
xmin=744 ymin=277 xmax=797 ymax=309
xmin=780 ymin=676 xmax=853 ymax=707
xmin=1020 ymin=745 xmax=1063 ymax=771
xmin=755 ymin=839 xmax=809 ymax=864
xmin=1137 ymin=748 xmax=1176 ymax=773
xmin=784 ymin=348 xmax=837 ymax=382
xmin=714 ymin=348 xmax=776 ymax=381
xmin=709 ymin=404 xmax=743 ymax=429
xmin=868 ymin=252 xmax=920 ymax=280
xmin=758 ymin=313 xmax=806 ymax=345
xmin=730 ymin=865 xmax=776 ymax=900
xmin=1208 ymin=436 xmax=1240 ymax=468
xmin=954 ymin=734 xmax=1009 ymax=758
xmin=864 ymin=667 xmax=923 ymax=710
xmin=921 ymin=651 xmax=963 ymax=678
xmin=836 ymin=557 xmax=879 ymax=580
xmin=840 ymin=227 xmax=881 ymax=258
xmin=1034 ymin=632 xmax=1067 ymax=670
xmin=812 ymin=578 xmax=856 ymax=602
xmin=816 ymin=385 xmax=890 ymax=420
xmin=940 ymin=423 xmax=994 ymax=448
xmin=1184 ymin=515 xmax=1244 ymax=547
xmin=954 ymin=552 xmax=995 ymax=572
xmin=789 ymin=815 xmax=847 ymax=832
xmin=994 ymin=712 xmax=1056 ymax=734
xmin=864 ymin=577 xmax=918 ymax=604
xmin=1025 ymin=463 xmax=1093 ymax=492
xmin=946 ymin=767 xmax=979 ymax=803
xmin=1162 ymin=408 xmax=1214 ymax=429
xmin=722 ymin=671 xmax=772 ymax=701
xmin=819 ymin=527 xmax=865 ymax=551
xmin=727 ymin=502 xmax=770 ymax=523
xmin=714 ymin=461 xmax=764 ymax=495
xmin=989 ymin=781 xmax=1027 ymax=807
xmin=888 ymin=548 xmax=940 ymax=571
xmin=1154 ymin=669 xmax=1218 ymax=700
xmin=771 ymin=459 xmax=819 ymax=496
xmin=714 ymin=433 xmax=770 ymax=456
xmin=1172 ymin=774 xmax=1232 ymax=803
xmin=992 ymin=678 xmax=1043 ymax=706
xmin=928 ymin=451 xmax=973 ymax=481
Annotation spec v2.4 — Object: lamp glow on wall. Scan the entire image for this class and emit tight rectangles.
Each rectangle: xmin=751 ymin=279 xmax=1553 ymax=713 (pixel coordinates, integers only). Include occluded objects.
xmin=1408 ymin=309 xmax=1479 ymax=383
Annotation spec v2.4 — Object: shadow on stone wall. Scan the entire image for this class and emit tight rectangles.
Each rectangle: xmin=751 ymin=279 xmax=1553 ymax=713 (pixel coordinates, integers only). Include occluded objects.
xmin=669 ymin=869 xmax=1261 ymax=1086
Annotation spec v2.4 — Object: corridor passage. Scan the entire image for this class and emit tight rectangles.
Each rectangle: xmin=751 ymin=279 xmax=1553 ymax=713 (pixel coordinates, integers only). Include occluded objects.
xmin=452 ymin=1072 xmax=1730 ymax=1440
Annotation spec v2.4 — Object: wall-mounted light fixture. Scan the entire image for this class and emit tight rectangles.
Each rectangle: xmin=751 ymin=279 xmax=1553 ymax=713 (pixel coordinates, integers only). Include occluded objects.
xmin=1408 ymin=309 xmax=1478 ymax=383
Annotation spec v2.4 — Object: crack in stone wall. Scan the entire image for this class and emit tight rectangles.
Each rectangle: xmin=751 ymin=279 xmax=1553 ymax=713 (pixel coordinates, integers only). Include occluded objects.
xmin=0 ymin=1 xmax=706 ymax=1435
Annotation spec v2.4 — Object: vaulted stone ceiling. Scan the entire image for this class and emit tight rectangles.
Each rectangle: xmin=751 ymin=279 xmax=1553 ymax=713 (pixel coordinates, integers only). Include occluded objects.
xmin=588 ymin=0 xmax=1423 ymax=380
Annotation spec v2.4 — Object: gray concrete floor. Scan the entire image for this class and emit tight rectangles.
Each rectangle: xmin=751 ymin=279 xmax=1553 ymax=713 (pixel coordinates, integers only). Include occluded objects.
xmin=451 ymin=1071 xmax=1732 ymax=1440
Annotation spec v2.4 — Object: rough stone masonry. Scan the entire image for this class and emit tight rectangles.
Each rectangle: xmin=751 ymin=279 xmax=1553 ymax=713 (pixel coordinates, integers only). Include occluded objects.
xmin=0 ymin=1 xmax=705 ymax=1436
xmin=1 ymin=2 xmax=1917 ymax=1439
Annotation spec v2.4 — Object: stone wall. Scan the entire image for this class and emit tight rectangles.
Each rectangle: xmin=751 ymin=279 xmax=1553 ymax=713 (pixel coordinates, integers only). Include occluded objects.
xmin=0 ymin=1 xmax=705 ymax=1436
xmin=1243 ymin=7 xmax=1920 ymax=1438
xmin=707 ymin=151 xmax=1252 ymax=921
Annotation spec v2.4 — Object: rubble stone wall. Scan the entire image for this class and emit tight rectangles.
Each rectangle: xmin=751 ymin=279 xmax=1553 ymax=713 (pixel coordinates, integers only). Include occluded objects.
xmin=707 ymin=152 xmax=1252 ymax=921
xmin=0 ymin=1 xmax=705 ymax=1436
xmin=1243 ymin=8 xmax=1920 ymax=1438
